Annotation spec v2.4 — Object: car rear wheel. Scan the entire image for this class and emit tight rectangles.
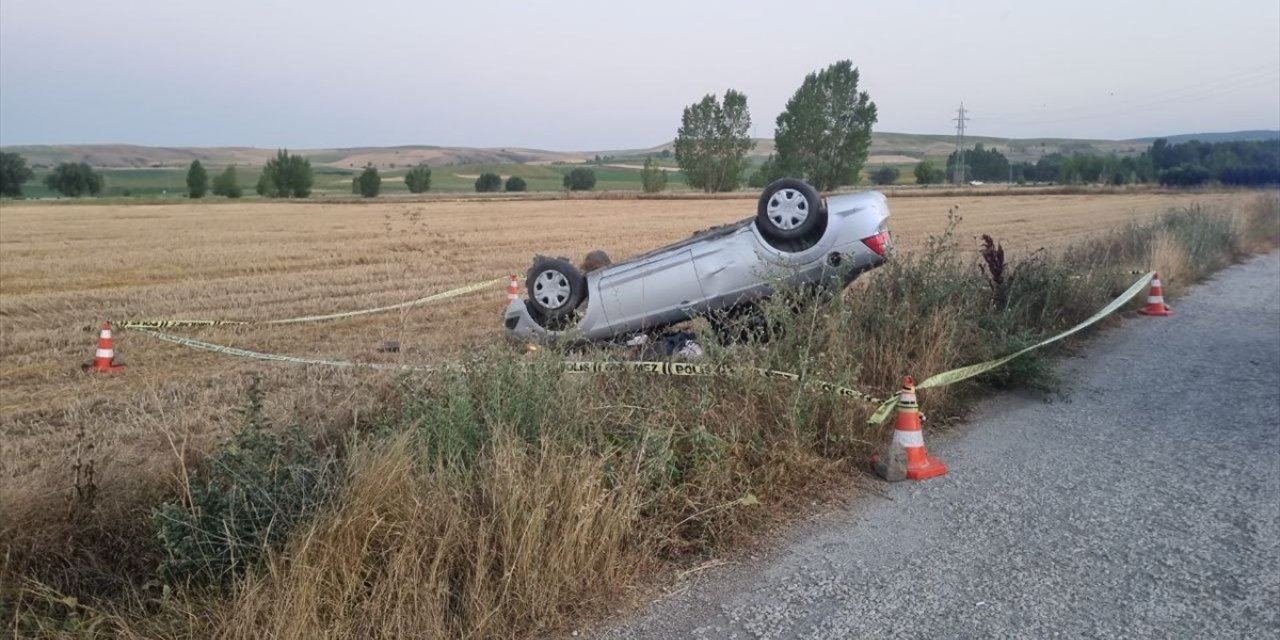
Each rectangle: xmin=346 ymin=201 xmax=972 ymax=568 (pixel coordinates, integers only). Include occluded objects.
xmin=526 ymin=256 xmax=586 ymax=320
xmin=756 ymin=178 xmax=825 ymax=241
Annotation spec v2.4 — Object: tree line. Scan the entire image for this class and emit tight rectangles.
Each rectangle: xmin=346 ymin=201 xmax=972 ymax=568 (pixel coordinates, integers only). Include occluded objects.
xmin=0 ymin=149 xmax=583 ymax=198
xmin=899 ymin=138 xmax=1279 ymax=187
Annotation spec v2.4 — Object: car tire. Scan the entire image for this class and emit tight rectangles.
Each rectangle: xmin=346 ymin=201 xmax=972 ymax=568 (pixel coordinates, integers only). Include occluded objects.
xmin=526 ymin=256 xmax=586 ymax=320
xmin=756 ymin=178 xmax=825 ymax=241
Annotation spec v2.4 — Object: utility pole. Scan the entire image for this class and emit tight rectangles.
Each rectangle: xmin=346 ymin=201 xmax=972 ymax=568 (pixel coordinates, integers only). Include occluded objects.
xmin=953 ymin=102 xmax=969 ymax=185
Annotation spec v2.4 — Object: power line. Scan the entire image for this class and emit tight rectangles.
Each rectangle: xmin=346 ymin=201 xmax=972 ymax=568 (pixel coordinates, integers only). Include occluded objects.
xmin=954 ymin=102 xmax=970 ymax=185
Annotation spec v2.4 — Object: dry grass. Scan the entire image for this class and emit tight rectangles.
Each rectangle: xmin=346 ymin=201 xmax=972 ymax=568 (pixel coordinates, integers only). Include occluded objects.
xmin=0 ymin=192 xmax=1254 ymax=497
xmin=3 ymin=191 xmax=1275 ymax=639
xmin=0 ymin=193 xmax=1256 ymax=526
xmin=1148 ymin=230 xmax=1190 ymax=295
xmin=216 ymin=434 xmax=643 ymax=639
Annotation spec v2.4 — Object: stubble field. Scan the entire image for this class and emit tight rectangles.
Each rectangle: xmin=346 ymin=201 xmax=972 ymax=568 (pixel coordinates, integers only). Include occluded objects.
xmin=0 ymin=191 xmax=1253 ymax=503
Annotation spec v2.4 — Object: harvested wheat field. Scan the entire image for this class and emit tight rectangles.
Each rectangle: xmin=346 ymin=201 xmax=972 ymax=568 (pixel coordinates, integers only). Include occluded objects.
xmin=0 ymin=191 xmax=1253 ymax=498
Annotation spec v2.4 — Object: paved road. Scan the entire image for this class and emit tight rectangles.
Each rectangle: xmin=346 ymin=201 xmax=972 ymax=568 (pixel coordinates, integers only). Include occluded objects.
xmin=602 ymin=253 xmax=1280 ymax=639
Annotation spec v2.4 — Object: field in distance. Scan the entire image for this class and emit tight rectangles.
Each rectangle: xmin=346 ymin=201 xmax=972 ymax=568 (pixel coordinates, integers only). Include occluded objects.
xmin=0 ymin=190 xmax=1256 ymax=501
xmin=10 ymin=130 xmax=1223 ymax=197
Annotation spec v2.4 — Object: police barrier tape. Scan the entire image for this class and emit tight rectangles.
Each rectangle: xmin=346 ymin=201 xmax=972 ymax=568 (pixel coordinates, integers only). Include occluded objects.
xmin=865 ymin=271 xmax=1155 ymax=424
xmin=127 ymin=271 xmax=1155 ymax=420
xmin=129 ymin=328 xmax=885 ymax=404
xmin=116 ymin=277 xmax=506 ymax=330
xmin=133 ymin=328 xmax=438 ymax=370
xmin=559 ymin=360 xmax=883 ymax=404
xmin=1068 ymin=269 xmax=1148 ymax=280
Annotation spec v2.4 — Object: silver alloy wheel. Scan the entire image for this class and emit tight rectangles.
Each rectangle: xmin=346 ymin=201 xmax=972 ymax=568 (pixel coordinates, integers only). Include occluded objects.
xmin=533 ymin=268 xmax=572 ymax=309
xmin=767 ymin=188 xmax=809 ymax=230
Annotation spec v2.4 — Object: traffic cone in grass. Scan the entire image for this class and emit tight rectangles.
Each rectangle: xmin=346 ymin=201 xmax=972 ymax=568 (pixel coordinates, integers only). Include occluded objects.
xmin=1138 ymin=272 xmax=1175 ymax=317
xmin=504 ymin=274 xmax=520 ymax=311
xmin=872 ymin=376 xmax=947 ymax=481
xmin=83 ymin=322 xmax=125 ymax=373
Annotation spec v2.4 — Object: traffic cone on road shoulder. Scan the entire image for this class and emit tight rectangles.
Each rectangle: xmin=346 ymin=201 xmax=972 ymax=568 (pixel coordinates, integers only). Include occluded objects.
xmin=1138 ymin=272 xmax=1174 ymax=317
xmin=83 ymin=322 xmax=125 ymax=373
xmin=503 ymin=274 xmax=520 ymax=312
xmin=872 ymin=376 xmax=947 ymax=481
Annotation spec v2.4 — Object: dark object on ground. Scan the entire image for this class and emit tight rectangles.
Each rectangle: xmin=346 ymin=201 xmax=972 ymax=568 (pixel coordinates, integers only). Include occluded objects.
xmin=631 ymin=330 xmax=703 ymax=360
xmin=873 ymin=441 xmax=908 ymax=482
xmin=378 ymin=340 xmax=400 ymax=353
xmin=582 ymin=250 xmax=612 ymax=272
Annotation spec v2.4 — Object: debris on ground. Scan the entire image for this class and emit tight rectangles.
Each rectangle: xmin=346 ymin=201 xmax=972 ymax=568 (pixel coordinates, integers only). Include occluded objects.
xmin=581 ymin=249 xmax=613 ymax=272
xmin=627 ymin=330 xmax=703 ymax=361
xmin=873 ymin=441 xmax=909 ymax=482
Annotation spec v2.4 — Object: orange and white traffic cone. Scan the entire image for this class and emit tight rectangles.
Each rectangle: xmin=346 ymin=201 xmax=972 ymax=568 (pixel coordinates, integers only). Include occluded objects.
xmin=1138 ymin=272 xmax=1175 ymax=317
xmin=503 ymin=274 xmax=520 ymax=311
xmin=83 ymin=322 xmax=125 ymax=373
xmin=872 ymin=376 xmax=947 ymax=481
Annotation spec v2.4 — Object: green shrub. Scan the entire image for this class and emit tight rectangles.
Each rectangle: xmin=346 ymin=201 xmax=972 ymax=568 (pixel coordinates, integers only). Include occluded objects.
xmin=44 ymin=162 xmax=103 ymax=197
xmin=913 ymin=160 xmax=944 ymax=185
xmin=563 ymin=167 xmax=596 ymax=191
xmin=186 ymin=160 xmax=208 ymax=198
xmin=0 ymin=151 xmax=35 ymax=197
xmin=405 ymin=164 xmax=432 ymax=193
xmin=257 ymin=150 xmax=313 ymax=198
xmin=475 ymin=172 xmax=502 ymax=192
xmin=505 ymin=175 xmax=527 ymax=192
xmin=211 ymin=166 xmax=243 ymax=198
xmin=152 ymin=377 xmax=339 ymax=586
xmin=357 ymin=164 xmax=381 ymax=197
xmin=871 ymin=166 xmax=900 ymax=185
xmin=640 ymin=157 xmax=667 ymax=193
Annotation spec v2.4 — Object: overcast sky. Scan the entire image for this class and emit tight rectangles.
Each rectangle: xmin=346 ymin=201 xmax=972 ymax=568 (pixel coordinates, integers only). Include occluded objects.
xmin=1 ymin=0 xmax=1277 ymax=149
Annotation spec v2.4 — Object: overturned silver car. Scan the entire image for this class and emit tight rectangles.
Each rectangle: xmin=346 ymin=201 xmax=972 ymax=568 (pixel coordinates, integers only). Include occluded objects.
xmin=504 ymin=178 xmax=893 ymax=344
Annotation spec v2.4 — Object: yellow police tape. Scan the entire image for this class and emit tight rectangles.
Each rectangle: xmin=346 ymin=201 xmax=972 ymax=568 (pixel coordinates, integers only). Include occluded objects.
xmin=117 ymin=277 xmax=506 ymax=330
xmin=126 ymin=271 xmax=1155 ymax=423
xmin=865 ymin=271 xmax=1155 ymax=424
xmin=132 ymin=328 xmax=438 ymax=370
xmin=561 ymin=360 xmax=883 ymax=404
xmin=128 ymin=327 xmax=883 ymax=404
xmin=1068 ymin=269 xmax=1148 ymax=280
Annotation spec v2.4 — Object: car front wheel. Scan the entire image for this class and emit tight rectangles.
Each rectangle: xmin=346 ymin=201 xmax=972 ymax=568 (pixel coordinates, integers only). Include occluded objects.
xmin=756 ymin=178 xmax=826 ymax=242
xmin=525 ymin=256 xmax=586 ymax=321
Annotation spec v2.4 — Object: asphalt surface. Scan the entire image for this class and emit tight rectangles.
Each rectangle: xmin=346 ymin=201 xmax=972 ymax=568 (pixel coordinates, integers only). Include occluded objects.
xmin=601 ymin=252 xmax=1280 ymax=639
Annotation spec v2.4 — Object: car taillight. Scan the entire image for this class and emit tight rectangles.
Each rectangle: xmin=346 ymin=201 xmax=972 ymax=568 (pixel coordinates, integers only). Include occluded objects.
xmin=861 ymin=231 xmax=891 ymax=257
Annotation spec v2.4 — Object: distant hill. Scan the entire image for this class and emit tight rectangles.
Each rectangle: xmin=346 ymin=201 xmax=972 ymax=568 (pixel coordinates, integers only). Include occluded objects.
xmin=0 ymin=144 xmax=589 ymax=170
xmin=7 ymin=130 xmax=1272 ymax=170
xmin=621 ymin=132 xmax=1148 ymax=164
xmin=1128 ymin=130 xmax=1280 ymax=145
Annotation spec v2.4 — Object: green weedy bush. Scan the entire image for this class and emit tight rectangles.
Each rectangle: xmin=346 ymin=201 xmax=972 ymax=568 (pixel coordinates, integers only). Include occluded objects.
xmin=152 ymin=377 xmax=339 ymax=586
xmin=710 ymin=206 xmax=1119 ymax=419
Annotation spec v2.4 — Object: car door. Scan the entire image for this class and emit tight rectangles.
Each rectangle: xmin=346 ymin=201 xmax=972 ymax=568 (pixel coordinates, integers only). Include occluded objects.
xmin=690 ymin=227 xmax=771 ymax=310
xmin=598 ymin=249 xmax=704 ymax=332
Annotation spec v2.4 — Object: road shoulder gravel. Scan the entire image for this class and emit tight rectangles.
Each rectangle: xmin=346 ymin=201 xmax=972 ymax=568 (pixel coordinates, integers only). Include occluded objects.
xmin=600 ymin=252 xmax=1280 ymax=639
